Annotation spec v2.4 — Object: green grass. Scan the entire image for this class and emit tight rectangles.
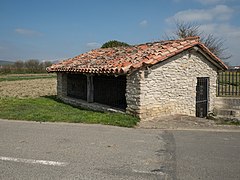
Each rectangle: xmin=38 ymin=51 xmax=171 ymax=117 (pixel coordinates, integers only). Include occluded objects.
xmin=0 ymin=74 xmax=56 ymax=82
xmin=0 ymin=96 xmax=139 ymax=127
xmin=217 ymin=121 xmax=240 ymax=126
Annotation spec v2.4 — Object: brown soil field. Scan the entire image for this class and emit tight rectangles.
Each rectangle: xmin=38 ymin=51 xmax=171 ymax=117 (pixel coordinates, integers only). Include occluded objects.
xmin=0 ymin=78 xmax=57 ymax=98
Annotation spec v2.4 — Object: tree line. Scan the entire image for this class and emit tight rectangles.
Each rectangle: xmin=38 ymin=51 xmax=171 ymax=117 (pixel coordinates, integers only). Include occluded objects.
xmin=0 ymin=59 xmax=53 ymax=74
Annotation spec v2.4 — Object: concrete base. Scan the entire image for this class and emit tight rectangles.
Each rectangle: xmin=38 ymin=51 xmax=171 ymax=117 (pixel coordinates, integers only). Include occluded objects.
xmin=213 ymin=97 xmax=240 ymax=123
xmin=59 ymin=96 xmax=125 ymax=114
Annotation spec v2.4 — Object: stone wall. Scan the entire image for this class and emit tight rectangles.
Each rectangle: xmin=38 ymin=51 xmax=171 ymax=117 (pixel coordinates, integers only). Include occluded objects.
xmin=57 ymin=72 xmax=67 ymax=98
xmin=215 ymin=97 xmax=240 ymax=110
xmin=67 ymin=74 xmax=87 ymax=100
xmin=126 ymin=71 xmax=141 ymax=116
xmin=126 ymin=50 xmax=218 ymax=120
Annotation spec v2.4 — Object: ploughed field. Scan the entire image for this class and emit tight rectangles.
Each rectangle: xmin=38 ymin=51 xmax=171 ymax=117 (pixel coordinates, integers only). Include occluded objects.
xmin=0 ymin=74 xmax=57 ymax=98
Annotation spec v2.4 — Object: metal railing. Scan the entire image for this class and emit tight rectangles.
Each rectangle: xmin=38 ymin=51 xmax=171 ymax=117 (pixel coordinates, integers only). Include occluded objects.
xmin=217 ymin=69 xmax=240 ymax=96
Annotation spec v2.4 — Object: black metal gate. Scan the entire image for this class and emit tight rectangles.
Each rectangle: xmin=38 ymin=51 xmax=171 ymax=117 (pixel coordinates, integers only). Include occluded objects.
xmin=196 ymin=77 xmax=209 ymax=118
xmin=217 ymin=69 xmax=240 ymax=96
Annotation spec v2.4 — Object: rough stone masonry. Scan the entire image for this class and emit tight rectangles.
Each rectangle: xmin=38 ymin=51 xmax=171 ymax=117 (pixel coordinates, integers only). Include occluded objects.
xmin=56 ymin=50 xmax=218 ymax=121
xmin=126 ymin=50 xmax=218 ymax=120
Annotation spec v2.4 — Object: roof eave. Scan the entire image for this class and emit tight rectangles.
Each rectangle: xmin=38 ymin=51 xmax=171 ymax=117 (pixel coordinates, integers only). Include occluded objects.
xmin=46 ymin=68 xmax=128 ymax=76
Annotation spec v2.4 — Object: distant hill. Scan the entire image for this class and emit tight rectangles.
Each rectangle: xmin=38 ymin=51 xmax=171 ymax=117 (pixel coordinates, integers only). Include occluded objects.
xmin=0 ymin=60 xmax=14 ymax=66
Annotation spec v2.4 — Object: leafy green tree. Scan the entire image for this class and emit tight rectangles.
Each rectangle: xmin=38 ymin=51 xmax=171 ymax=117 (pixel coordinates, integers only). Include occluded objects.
xmin=101 ymin=40 xmax=130 ymax=48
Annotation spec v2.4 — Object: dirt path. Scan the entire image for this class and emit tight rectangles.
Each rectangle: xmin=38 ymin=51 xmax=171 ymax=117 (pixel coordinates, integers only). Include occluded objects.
xmin=137 ymin=115 xmax=240 ymax=131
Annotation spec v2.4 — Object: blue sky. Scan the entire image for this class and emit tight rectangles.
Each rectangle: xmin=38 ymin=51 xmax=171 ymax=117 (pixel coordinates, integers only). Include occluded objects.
xmin=0 ymin=0 xmax=240 ymax=65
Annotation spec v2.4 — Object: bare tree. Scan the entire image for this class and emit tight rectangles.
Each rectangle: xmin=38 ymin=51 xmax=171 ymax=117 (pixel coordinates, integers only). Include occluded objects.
xmin=13 ymin=60 xmax=25 ymax=73
xmin=25 ymin=59 xmax=40 ymax=73
xmin=0 ymin=59 xmax=53 ymax=74
xmin=165 ymin=21 xmax=231 ymax=61
xmin=40 ymin=61 xmax=52 ymax=71
xmin=174 ymin=21 xmax=200 ymax=38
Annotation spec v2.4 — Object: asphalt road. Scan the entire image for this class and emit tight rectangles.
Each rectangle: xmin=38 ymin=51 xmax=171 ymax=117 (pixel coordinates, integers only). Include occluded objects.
xmin=0 ymin=120 xmax=170 ymax=180
xmin=0 ymin=119 xmax=240 ymax=180
xmin=172 ymin=130 xmax=240 ymax=180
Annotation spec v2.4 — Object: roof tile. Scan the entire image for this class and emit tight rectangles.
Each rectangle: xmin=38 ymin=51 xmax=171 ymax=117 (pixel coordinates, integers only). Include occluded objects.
xmin=47 ymin=36 xmax=227 ymax=74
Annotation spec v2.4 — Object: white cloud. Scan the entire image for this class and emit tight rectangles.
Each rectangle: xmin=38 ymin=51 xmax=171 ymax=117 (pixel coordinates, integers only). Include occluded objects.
xmin=195 ymin=0 xmax=229 ymax=5
xmin=212 ymin=5 xmax=234 ymax=21
xmin=166 ymin=5 xmax=234 ymax=23
xmin=139 ymin=20 xmax=148 ymax=27
xmin=86 ymin=42 xmax=101 ymax=49
xmin=166 ymin=3 xmax=240 ymax=65
xmin=218 ymin=25 xmax=240 ymax=65
xmin=195 ymin=23 xmax=240 ymax=65
xmin=199 ymin=23 xmax=240 ymax=38
xmin=15 ymin=28 xmax=42 ymax=36
xmin=173 ymin=0 xmax=233 ymax=5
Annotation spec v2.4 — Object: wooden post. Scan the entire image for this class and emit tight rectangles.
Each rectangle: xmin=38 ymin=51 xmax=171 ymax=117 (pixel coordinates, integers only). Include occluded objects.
xmin=87 ymin=75 xmax=94 ymax=103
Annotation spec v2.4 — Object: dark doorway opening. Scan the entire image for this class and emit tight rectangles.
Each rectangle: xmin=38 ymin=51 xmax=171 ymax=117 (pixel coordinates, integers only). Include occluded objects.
xmin=93 ymin=75 xmax=127 ymax=109
xmin=196 ymin=77 xmax=209 ymax=118
xmin=67 ymin=74 xmax=87 ymax=100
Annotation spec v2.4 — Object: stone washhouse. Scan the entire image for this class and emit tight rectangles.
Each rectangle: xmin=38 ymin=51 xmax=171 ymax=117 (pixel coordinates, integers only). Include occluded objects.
xmin=47 ymin=37 xmax=228 ymax=120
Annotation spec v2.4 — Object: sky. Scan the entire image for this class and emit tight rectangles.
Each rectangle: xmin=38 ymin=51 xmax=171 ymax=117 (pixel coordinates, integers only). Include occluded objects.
xmin=0 ymin=0 xmax=240 ymax=65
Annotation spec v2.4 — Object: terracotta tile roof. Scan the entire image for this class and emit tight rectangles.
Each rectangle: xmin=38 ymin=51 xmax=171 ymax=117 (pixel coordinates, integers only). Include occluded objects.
xmin=47 ymin=36 xmax=227 ymax=74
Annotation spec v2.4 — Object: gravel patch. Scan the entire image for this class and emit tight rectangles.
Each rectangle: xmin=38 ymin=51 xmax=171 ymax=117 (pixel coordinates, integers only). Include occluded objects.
xmin=137 ymin=114 xmax=240 ymax=131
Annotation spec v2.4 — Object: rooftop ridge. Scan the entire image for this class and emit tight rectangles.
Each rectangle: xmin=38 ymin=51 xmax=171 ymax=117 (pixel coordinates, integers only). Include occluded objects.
xmin=133 ymin=36 xmax=200 ymax=47
xmin=81 ymin=36 xmax=201 ymax=53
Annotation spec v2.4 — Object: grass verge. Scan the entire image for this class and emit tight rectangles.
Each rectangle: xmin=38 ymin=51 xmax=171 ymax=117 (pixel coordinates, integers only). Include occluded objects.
xmin=0 ymin=96 xmax=139 ymax=127
xmin=216 ymin=119 xmax=240 ymax=126
xmin=217 ymin=121 xmax=240 ymax=126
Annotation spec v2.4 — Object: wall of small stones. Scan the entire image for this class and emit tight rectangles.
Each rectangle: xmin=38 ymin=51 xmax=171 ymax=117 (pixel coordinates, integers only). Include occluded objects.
xmin=126 ymin=50 xmax=218 ymax=120
xmin=57 ymin=72 xmax=67 ymax=98
xmin=215 ymin=97 xmax=240 ymax=110
xmin=126 ymin=70 xmax=141 ymax=116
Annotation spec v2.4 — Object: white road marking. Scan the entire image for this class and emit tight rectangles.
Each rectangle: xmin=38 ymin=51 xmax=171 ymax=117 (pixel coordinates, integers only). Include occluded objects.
xmin=132 ymin=169 xmax=165 ymax=175
xmin=0 ymin=156 xmax=68 ymax=167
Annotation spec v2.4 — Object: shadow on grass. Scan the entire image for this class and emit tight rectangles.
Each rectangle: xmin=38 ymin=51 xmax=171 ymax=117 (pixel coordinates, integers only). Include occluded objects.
xmin=41 ymin=95 xmax=105 ymax=113
xmin=41 ymin=95 xmax=62 ymax=102
xmin=40 ymin=95 xmax=139 ymax=127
